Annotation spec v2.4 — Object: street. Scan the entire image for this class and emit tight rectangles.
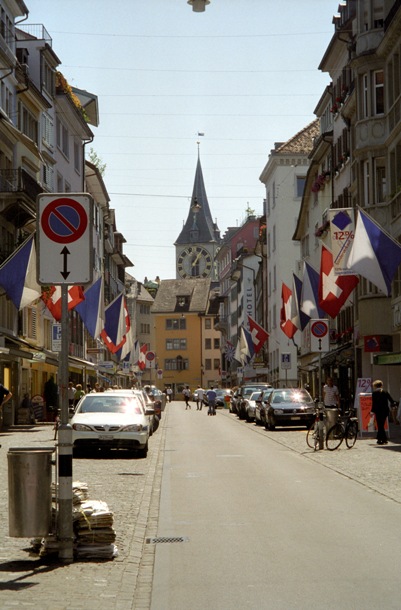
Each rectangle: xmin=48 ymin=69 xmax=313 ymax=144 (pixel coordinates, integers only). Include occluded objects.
xmin=1 ymin=404 xmax=401 ymax=609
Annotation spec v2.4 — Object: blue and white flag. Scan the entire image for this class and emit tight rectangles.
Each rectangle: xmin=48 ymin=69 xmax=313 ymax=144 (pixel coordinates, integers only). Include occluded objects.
xmin=0 ymin=234 xmax=41 ymax=309
xmin=100 ymin=293 xmax=130 ymax=358
xmin=291 ymin=273 xmax=310 ymax=331
xmin=301 ymin=261 xmax=326 ymax=319
xmin=234 ymin=326 xmax=255 ymax=365
xmin=75 ymin=276 xmax=105 ymax=339
xmin=347 ymin=208 xmax=401 ymax=296
xmin=224 ymin=340 xmax=236 ymax=363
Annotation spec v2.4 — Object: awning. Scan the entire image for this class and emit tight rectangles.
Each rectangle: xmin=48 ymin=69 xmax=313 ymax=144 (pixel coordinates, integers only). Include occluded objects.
xmin=373 ymin=352 xmax=401 ymax=366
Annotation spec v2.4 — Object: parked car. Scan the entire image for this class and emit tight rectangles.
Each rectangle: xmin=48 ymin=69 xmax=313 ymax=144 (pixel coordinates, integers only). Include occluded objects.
xmin=264 ymin=388 xmax=315 ymax=430
xmin=215 ymin=388 xmax=232 ymax=408
xmin=237 ymin=383 xmax=272 ymax=419
xmin=71 ymin=390 xmax=154 ymax=458
xmin=255 ymin=388 xmax=274 ymax=426
xmin=132 ymin=388 xmax=159 ymax=434
xmin=144 ymin=385 xmax=166 ymax=418
xmin=243 ymin=391 xmax=264 ymax=422
xmin=229 ymin=388 xmax=241 ymax=414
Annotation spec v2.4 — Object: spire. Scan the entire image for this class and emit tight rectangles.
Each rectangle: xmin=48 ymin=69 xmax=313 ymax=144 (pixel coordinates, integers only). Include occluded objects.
xmin=175 ymin=155 xmax=219 ymax=246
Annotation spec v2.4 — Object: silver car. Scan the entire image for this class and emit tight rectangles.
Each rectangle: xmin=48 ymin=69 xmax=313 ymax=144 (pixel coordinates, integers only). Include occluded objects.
xmin=71 ymin=390 xmax=154 ymax=458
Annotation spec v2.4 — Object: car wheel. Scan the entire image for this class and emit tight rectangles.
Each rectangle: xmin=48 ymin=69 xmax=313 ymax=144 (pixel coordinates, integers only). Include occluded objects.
xmin=136 ymin=441 xmax=148 ymax=459
xmin=266 ymin=416 xmax=275 ymax=431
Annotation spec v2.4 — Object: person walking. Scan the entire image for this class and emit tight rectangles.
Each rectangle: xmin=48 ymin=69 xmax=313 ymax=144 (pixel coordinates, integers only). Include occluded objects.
xmin=166 ymin=386 xmax=173 ymax=403
xmin=67 ymin=381 xmax=76 ymax=411
xmin=183 ymin=385 xmax=192 ymax=409
xmin=323 ymin=377 xmax=340 ymax=408
xmin=195 ymin=386 xmax=205 ymax=410
xmin=206 ymin=386 xmax=217 ymax=416
xmin=0 ymin=382 xmax=12 ymax=437
xmin=371 ymin=379 xmax=397 ymax=445
xmin=73 ymin=383 xmax=86 ymax=409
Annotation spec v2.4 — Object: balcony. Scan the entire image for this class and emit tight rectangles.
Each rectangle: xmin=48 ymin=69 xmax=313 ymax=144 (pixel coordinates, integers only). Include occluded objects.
xmin=0 ymin=169 xmax=42 ymax=228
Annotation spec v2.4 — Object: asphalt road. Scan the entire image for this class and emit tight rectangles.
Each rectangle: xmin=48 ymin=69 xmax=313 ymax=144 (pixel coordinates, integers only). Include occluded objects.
xmin=1 ymin=404 xmax=401 ymax=609
xmin=151 ymin=405 xmax=401 ymax=610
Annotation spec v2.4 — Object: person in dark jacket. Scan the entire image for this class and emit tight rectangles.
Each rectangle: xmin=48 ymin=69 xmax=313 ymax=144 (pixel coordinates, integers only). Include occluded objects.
xmin=371 ymin=380 xmax=397 ymax=445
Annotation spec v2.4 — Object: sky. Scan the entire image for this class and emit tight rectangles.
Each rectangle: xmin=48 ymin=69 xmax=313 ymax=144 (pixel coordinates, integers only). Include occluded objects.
xmin=26 ymin=0 xmax=338 ymax=283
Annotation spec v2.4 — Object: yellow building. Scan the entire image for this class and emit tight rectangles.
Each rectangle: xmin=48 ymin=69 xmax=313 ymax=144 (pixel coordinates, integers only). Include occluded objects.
xmin=152 ymin=278 xmax=221 ymax=396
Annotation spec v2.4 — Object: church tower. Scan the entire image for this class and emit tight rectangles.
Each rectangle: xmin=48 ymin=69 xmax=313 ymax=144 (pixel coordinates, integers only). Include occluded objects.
xmin=175 ymin=152 xmax=220 ymax=280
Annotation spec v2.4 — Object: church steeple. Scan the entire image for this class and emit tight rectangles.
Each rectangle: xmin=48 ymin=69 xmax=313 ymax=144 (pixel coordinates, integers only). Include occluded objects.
xmin=175 ymin=151 xmax=221 ymax=280
xmin=175 ymin=154 xmax=220 ymax=246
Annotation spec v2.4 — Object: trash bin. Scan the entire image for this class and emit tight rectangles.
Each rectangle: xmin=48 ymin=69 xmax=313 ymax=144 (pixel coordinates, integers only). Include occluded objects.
xmin=325 ymin=407 xmax=340 ymax=429
xmin=2 ymin=402 xmax=14 ymax=426
xmin=8 ymin=447 xmax=54 ymax=537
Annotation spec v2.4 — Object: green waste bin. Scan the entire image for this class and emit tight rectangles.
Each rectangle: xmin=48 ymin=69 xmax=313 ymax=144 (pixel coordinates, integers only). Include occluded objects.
xmin=8 ymin=447 xmax=54 ymax=537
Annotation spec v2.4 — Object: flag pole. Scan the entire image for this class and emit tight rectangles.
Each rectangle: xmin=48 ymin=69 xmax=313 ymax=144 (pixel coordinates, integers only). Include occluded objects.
xmin=57 ymin=284 xmax=73 ymax=563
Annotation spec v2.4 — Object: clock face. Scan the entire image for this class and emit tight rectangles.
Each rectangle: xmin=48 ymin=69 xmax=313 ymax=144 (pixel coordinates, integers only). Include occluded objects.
xmin=177 ymin=246 xmax=212 ymax=278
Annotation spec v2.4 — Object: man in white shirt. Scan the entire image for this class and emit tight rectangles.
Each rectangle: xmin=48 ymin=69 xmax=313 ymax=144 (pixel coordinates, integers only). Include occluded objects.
xmin=323 ymin=377 xmax=340 ymax=408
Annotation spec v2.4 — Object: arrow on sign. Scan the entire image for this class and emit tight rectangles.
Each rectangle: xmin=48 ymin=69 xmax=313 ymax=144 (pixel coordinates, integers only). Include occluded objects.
xmin=61 ymin=246 xmax=70 ymax=279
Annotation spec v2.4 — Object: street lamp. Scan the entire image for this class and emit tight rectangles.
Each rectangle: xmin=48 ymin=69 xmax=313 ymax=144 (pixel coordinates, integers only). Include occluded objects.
xmin=187 ymin=0 xmax=210 ymax=12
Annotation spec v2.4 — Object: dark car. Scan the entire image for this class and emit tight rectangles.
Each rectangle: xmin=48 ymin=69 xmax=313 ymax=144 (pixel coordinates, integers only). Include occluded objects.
xmin=255 ymin=388 xmax=274 ymax=426
xmin=265 ymin=388 xmax=315 ymax=430
xmin=215 ymin=388 xmax=232 ymax=408
xmin=237 ymin=383 xmax=272 ymax=420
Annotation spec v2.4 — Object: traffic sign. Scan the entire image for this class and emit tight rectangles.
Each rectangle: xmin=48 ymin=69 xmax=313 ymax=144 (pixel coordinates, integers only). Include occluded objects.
xmin=37 ymin=193 xmax=93 ymax=284
xmin=310 ymin=319 xmax=329 ymax=352
xmin=281 ymin=353 xmax=291 ymax=370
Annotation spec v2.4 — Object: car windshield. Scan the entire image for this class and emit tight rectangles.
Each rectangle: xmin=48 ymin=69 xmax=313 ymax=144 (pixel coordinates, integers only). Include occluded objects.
xmin=77 ymin=396 xmax=144 ymax=415
xmin=262 ymin=390 xmax=273 ymax=400
xmin=250 ymin=391 xmax=262 ymax=401
xmin=271 ymin=390 xmax=312 ymax=404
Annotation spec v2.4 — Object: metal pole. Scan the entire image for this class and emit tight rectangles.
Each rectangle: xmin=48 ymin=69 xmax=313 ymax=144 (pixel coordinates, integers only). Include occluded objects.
xmin=57 ymin=284 xmax=74 ymax=563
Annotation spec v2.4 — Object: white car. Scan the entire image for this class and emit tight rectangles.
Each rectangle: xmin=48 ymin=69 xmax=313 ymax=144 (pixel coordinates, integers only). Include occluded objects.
xmin=71 ymin=391 xmax=154 ymax=458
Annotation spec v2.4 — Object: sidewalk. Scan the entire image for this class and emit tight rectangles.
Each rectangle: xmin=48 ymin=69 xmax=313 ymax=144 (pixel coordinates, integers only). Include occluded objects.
xmin=0 ymin=410 xmax=168 ymax=610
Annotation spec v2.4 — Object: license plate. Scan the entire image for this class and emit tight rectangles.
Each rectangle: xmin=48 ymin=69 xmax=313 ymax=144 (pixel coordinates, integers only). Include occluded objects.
xmin=290 ymin=416 xmax=301 ymax=421
xmin=99 ymin=434 xmax=114 ymax=440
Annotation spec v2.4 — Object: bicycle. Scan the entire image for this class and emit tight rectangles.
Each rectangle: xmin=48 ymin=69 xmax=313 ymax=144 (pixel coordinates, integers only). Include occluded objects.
xmin=325 ymin=406 xmax=358 ymax=451
xmin=306 ymin=403 xmax=327 ymax=451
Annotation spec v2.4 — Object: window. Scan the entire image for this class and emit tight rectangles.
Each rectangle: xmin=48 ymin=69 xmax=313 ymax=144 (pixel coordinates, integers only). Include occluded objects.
xmin=166 ymin=318 xmax=186 ymax=330
xmin=140 ymin=323 xmax=150 ymax=334
xmin=42 ymin=113 xmax=54 ymax=149
xmin=166 ymin=338 xmax=187 ymax=350
xmin=272 ymin=182 xmax=276 ymax=208
xmin=74 ymin=141 xmax=81 ymax=173
xmin=213 ymin=359 xmax=220 ymax=370
xmin=41 ymin=57 xmax=55 ymax=96
xmin=214 ymin=338 xmax=220 ymax=349
xmin=18 ymin=103 xmax=38 ymax=143
xmin=205 ymin=359 xmax=212 ymax=370
xmin=363 ymin=160 xmax=370 ymax=207
xmin=205 ymin=318 xmax=211 ymax=329
xmin=56 ymin=117 xmax=69 ymax=158
xmin=296 ymin=176 xmax=305 ymax=198
xmin=362 ymin=73 xmax=369 ymax=118
xmin=374 ymin=70 xmax=384 ymax=115
xmin=272 ymin=225 xmax=276 ymax=251
xmin=165 ymin=357 xmax=188 ymax=371
xmin=42 ymin=162 xmax=54 ymax=190
xmin=375 ymin=160 xmax=386 ymax=203
xmin=205 ymin=338 xmax=212 ymax=350
xmin=140 ymin=304 xmax=150 ymax=314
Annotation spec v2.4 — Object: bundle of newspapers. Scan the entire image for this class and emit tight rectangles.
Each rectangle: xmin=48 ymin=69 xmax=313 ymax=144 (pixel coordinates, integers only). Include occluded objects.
xmin=31 ymin=481 xmax=118 ymax=560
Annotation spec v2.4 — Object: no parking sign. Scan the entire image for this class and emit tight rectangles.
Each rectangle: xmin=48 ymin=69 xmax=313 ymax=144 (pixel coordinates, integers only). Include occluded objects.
xmin=310 ymin=319 xmax=329 ymax=352
xmin=37 ymin=193 xmax=93 ymax=284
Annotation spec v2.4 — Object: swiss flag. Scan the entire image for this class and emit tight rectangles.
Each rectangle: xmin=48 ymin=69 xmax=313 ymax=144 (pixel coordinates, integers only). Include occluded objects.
xmin=318 ymin=245 xmax=359 ymax=318
xmin=138 ymin=344 xmax=147 ymax=370
xmin=247 ymin=315 xmax=269 ymax=354
xmin=280 ymin=283 xmax=298 ymax=339
xmin=41 ymin=285 xmax=85 ymax=321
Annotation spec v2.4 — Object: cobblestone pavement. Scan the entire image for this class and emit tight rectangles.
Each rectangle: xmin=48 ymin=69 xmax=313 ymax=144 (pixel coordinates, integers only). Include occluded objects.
xmin=0 ymin=410 xmax=167 ymax=610
xmin=226 ymin=410 xmax=401 ymax=505
xmin=1 ymin=405 xmax=401 ymax=609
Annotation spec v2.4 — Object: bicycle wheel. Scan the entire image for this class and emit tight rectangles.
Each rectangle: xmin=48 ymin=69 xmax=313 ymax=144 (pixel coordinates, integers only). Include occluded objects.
xmin=345 ymin=420 xmax=358 ymax=449
xmin=306 ymin=424 xmax=317 ymax=449
xmin=326 ymin=423 xmax=344 ymax=451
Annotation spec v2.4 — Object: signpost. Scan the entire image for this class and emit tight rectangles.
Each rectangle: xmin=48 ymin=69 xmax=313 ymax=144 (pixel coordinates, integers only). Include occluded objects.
xmin=310 ymin=319 xmax=329 ymax=403
xmin=37 ymin=193 xmax=93 ymax=564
